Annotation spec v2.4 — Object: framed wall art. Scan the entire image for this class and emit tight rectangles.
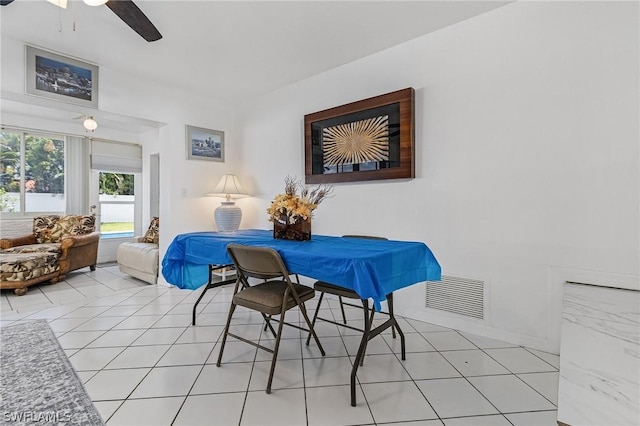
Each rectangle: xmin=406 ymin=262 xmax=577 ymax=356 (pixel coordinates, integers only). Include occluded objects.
xmin=186 ymin=125 xmax=225 ymax=162
xmin=25 ymin=45 xmax=99 ymax=108
xmin=304 ymin=87 xmax=415 ymax=184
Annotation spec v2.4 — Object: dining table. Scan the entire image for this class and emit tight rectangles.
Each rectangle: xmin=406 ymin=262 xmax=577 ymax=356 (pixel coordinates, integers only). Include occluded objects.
xmin=161 ymin=228 xmax=442 ymax=406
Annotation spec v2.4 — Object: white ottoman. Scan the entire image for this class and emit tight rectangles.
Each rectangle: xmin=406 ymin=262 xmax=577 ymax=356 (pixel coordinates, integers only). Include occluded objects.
xmin=117 ymin=240 xmax=159 ymax=284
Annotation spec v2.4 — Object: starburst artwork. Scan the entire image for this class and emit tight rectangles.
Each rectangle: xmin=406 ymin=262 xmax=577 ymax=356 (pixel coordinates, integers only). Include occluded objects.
xmin=322 ymin=115 xmax=389 ymax=166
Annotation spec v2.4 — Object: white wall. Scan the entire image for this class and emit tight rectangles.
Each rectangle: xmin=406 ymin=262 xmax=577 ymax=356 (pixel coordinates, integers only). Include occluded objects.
xmin=1 ymin=32 xmax=241 ymax=274
xmin=237 ymin=1 xmax=639 ymax=352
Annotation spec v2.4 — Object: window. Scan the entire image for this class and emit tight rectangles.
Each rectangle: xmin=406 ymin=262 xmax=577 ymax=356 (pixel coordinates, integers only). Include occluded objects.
xmin=98 ymin=172 xmax=135 ymax=238
xmin=0 ymin=130 xmax=65 ymax=214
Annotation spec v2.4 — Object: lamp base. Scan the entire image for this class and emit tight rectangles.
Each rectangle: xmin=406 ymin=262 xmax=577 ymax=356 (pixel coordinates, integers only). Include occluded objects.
xmin=214 ymin=201 xmax=242 ymax=232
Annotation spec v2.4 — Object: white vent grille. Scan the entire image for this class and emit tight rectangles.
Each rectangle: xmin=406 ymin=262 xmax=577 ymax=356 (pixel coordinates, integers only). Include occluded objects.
xmin=425 ymin=275 xmax=484 ymax=319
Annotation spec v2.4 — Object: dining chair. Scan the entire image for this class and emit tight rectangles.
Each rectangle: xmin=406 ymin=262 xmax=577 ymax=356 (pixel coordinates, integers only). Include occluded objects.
xmin=305 ymin=235 xmax=404 ymax=364
xmin=216 ymin=244 xmax=325 ymax=394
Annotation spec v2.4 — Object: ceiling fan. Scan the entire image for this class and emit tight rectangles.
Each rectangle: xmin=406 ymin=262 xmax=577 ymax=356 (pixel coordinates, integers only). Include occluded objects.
xmin=0 ymin=0 xmax=162 ymax=42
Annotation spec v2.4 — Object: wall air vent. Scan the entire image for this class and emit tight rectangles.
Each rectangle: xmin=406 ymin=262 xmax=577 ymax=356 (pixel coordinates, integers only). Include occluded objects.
xmin=425 ymin=275 xmax=484 ymax=319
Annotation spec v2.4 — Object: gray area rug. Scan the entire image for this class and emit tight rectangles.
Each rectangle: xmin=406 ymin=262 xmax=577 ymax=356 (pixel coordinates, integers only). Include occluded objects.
xmin=0 ymin=320 xmax=105 ymax=425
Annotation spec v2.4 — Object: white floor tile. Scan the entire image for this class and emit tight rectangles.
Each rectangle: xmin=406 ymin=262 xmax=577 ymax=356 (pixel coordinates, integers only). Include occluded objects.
xmin=153 ymin=314 xmax=193 ymax=328
xmin=342 ymin=334 xmax=393 ymax=356
xmin=459 ymin=332 xmax=519 ymax=349
xmin=240 ymin=388 xmax=307 ymax=426
xmin=401 ymin=352 xmax=462 ymax=380
xmin=468 ymin=375 xmax=556 ymax=413
xmin=107 ymin=396 xmax=185 ymax=426
xmin=504 ymin=410 xmax=558 ymax=426
xmin=173 ymin=393 xmax=245 ymax=426
xmin=383 ymin=331 xmax=436 ymax=353
xmin=87 ymin=329 xmax=147 ymax=348
xmin=209 ymin=340 xmax=257 ymax=364
xmin=306 ymin=385 xmax=374 ymax=426
xmin=72 ymin=316 xmax=128 ymax=331
xmin=191 ymin=363 xmax=253 ymax=394
xmin=416 ymin=378 xmax=498 ymax=418
xmin=441 ymin=350 xmax=511 ymax=376
xmin=174 ymin=325 xmax=224 ymax=344
xmin=132 ymin=327 xmax=186 ymax=346
xmin=422 ymin=331 xmax=476 ymax=351
xmin=351 ymin=353 xmax=412 ymax=383
xmin=156 ymin=342 xmax=216 ymax=366
xmin=0 ymin=263 xmax=574 ymax=425
xmin=105 ymin=345 xmax=171 ymax=369
xmin=69 ymin=347 xmax=126 ymax=371
xmin=48 ymin=317 xmax=91 ymax=332
xmin=525 ymin=348 xmax=560 ymax=369
xmin=442 ymin=414 xmax=512 ymax=426
xmin=517 ymin=372 xmax=559 ymax=405
xmin=85 ymin=368 xmax=150 ymax=400
xmin=113 ymin=315 xmax=163 ymax=330
xmin=249 ymin=359 xmax=305 ymax=391
xmin=56 ymin=330 xmax=106 ymax=349
xmin=93 ymin=400 xmax=123 ymax=423
xmin=362 ymin=381 xmax=438 ymax=423
xmin=303 ymin=356 xmax=352 ymax=387
xmin=484 ymin=348 xmax=558 ymax=373
xmin=406 ymin=319 xmax=452 ymax=333
xmin=129 ymin=365 xmax=202 ymax=398
xmin=302 ymin=335 xmax=348 ymax=358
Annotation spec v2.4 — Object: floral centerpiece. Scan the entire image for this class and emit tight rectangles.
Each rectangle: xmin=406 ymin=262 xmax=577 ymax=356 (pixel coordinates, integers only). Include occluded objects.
xmin=267 ymin=176 xmax=333 ymax=240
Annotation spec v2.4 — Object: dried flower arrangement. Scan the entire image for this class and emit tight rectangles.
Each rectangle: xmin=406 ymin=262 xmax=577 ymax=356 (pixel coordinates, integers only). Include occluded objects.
xmin=267 ymin=176 xmax=333 ymax=225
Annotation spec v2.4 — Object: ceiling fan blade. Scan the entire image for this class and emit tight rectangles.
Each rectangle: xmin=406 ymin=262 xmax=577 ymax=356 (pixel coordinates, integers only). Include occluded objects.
xmin=0 ymin=0 xmax=15 ymax=6
xmin=105 ymin=0 xmax=162 ymax=42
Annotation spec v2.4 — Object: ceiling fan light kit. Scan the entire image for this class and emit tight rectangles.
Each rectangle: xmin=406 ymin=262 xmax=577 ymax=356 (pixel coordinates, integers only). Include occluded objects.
xmin=46 ymin=0 xmax=67 ymax=9
xmin=83 ymin=116 xmax=98 ymax=132
xmin=82 ymin=0 xmax=107 ymax=6
xmin=2 ymin=0 xmax=162 ymax=42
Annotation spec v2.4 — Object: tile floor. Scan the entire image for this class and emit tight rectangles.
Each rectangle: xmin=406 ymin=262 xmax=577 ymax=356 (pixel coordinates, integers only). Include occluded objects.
xmin=1 ymin=265 xmax=560 ymax=425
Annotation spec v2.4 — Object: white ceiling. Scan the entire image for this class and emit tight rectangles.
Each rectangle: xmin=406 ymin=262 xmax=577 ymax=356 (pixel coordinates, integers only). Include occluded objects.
xmin=1 ymin=0 xmax=509 ymax=128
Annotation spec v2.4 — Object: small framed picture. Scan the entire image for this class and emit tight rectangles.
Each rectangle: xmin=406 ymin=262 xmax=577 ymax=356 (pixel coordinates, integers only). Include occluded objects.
xmin=25 ymin=45 xmax=99 ymax=108
xmin=185 ymin=125 xmax=225 ymax=162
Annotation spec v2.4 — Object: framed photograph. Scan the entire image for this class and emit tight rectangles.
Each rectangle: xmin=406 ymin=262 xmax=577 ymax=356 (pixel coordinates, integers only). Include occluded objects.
xmin=25 ymin=45 xmax=99 ymax=108
xmin=304 ymin=88 xmax=415 ymax=184
xmin=186 ymin=125 xmax=225 ymax=162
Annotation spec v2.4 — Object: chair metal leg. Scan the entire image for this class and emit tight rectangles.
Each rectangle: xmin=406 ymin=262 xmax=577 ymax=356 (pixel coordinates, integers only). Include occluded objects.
xmin=350 ymin=300 xmax=372 ymax=407
xmin=305 ymin=291 xmax=325 ymax=346
xmin=266 ymin=306 xmax=288 ymax=394
xmin=300 ymin=299 xmax=325 ymax=356
xmin=216 ymin=302 xmax=237 ymax=367
xmin=338 ymin=295 xmax=347 ymax=324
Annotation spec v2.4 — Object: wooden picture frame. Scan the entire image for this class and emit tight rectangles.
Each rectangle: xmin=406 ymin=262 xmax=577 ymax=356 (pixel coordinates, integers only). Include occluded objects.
xmin=185 ymin=125 xmax=224 ymax=162
xmin=304 ymin=88 xmax=415 ymax=184
xmin=25 ymin=45 xmax=99 ymax=108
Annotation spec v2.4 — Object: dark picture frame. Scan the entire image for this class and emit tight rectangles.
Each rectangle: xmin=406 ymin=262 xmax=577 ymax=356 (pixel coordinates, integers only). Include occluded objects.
xmin=185 ymin=125 xmax=225 ymax=162
xmin=304 ymin=88 xmax=415 ymax=184
xmin=25 ymin=45 xmax=99 ymax=108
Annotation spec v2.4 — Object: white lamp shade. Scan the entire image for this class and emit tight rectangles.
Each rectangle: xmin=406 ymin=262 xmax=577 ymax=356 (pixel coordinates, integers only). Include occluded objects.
xmin=208 ymin=174 xmax=248 ymax=199
xmin=208 ymin=174 xmax=248 ymax=232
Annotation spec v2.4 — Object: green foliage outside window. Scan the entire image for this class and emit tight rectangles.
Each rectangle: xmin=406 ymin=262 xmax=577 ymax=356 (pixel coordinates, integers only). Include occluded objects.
xmin=0 ymin=132 xmax=65 ymax=194
xmin=99 ymin=173 xmax=134 ymax=195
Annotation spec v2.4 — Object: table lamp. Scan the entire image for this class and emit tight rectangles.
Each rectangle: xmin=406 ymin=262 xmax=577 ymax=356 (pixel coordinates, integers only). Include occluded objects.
xmin=207 ymin=174 xmax=248 ymax=232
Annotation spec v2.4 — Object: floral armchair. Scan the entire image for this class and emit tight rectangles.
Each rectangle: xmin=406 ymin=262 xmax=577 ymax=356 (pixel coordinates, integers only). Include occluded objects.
xmin=0 ymin=215 xmax=99 ymax=295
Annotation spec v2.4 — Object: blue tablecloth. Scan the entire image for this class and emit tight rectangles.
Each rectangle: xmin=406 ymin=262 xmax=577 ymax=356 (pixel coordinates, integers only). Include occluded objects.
xmin=162 ymin=229 xmax=441 ymax=311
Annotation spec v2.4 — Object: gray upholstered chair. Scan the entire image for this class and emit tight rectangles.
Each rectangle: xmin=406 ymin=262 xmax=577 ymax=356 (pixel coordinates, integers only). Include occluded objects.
xmin=305 ymin=235 xmax=403 ymax=363
xmin=216 ymin=244 xmax=325 ymax=394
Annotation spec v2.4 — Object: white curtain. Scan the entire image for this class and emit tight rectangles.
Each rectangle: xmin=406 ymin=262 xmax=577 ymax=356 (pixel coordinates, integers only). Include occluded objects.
xmin=65 ymin=136 xmax=91 ymax=215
